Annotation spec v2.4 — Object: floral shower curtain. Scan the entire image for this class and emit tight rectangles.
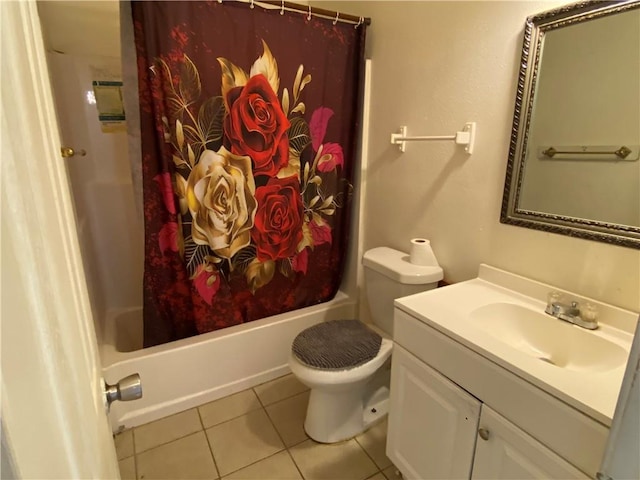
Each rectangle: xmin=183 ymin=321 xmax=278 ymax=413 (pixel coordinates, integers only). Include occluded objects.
xmin=130 ymin=1 xmax=367 ymax=347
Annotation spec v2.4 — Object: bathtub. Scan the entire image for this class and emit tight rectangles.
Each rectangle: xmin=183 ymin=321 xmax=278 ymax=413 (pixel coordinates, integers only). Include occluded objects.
xmin=101 ymin=292 xmax=356 ymax=431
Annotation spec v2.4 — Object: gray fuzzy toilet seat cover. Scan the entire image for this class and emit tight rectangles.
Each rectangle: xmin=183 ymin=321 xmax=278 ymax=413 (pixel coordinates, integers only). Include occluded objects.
xmin=292 ymin=319 xmax=382 ymax=371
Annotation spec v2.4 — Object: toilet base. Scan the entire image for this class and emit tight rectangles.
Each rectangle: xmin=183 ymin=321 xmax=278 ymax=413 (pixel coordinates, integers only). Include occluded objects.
xmin=303 ymin=367 xmax=390 ymax=443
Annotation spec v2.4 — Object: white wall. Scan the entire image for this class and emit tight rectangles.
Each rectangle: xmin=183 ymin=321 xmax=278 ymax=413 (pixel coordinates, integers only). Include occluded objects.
xmin=316 ymin=1 xmax=640 ymax=312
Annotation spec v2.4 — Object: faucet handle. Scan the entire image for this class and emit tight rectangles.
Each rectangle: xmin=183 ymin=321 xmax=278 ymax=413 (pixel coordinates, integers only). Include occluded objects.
xmin=547 ymin=290 xmax=562 ymax=306
xmin=570 ymin=301 xmax=579 ymax=309
xmin=545 ymin=291 xmax=562 ymax=316
xmin=583 ymin=302 xmax=598 ymax=322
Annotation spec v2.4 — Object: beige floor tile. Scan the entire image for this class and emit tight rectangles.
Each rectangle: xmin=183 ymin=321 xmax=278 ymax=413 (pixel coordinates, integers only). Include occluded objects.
xmin=365 ymin=474 xmax=386 ymax=480
xmin=199 ymin=389 xmax=262 ymax=428
xmin=355 ymin=419 xmax=392 ymax=469
xmin=136 ymin=431 xmax=218 ymax=480
xmin=381 ymin=465 xmax=401 ymax=480
xmin=253 ymin=374 xmax=308 ymax=406
xmin=265 ymin=391 xmax=310 ymax=447
xmin=118 ymin=456 xmax=136 ymax=480
xmin=206 ymin=408 xmax=284 ymax=476
xmin=223 ymin=450 xmax=302 ymax=480
xmin=134 ymin=408 xmax=202 ymax=453
xmin=289 ymin=439 xmax=378 ymax=480
xmin=114 ymin=429 xmax=134 ymax=460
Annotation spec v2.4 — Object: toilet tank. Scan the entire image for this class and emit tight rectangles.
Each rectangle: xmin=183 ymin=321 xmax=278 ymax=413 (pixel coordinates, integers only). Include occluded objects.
xmin=362 ymin=247 xmax=443 ymax=336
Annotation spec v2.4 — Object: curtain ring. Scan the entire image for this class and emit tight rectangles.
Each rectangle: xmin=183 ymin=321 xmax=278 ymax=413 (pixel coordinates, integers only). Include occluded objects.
xmin=354 ymin=16 xmax=363 ymax=28
xmin=333 ymin=11 xmax=339 ymax=25
xmin=280 ymin=0 xmax=285 ymax=15
xmin=250 ymin=0 xmax=255 ymax=9
xmin=307 ymin=5 xmax=312 ymax=20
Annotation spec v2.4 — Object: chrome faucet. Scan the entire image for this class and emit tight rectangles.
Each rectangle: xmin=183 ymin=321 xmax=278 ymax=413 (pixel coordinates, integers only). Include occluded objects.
xmin=545 ymin=292 xmax=598 ymax=330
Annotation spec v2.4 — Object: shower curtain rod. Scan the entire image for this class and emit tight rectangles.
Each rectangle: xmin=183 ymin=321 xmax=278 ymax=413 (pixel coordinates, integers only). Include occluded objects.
xmin=256 ymin=1 xmax=371 ymax=26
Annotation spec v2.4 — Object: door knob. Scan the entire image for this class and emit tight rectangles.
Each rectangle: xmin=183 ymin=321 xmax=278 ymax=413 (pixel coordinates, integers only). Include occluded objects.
xmin=104 ymin=373 xmax=142 ymax=407
xmin=478 ymin=428 xmax=490 ymax=441
xmin=60 ymin=146 xmax=87 ymax=158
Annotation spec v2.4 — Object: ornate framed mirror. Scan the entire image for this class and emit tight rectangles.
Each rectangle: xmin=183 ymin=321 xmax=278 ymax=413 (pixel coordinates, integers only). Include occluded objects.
xmin=501 ymin=0 xmax=640 ymax=248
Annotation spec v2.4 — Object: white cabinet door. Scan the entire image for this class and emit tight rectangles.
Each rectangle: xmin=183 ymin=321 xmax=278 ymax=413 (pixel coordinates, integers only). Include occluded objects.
xmin=387 ymin=345 xmax=482 ymax=480
xmin=472 ymin=406 xmax=587 ymax=480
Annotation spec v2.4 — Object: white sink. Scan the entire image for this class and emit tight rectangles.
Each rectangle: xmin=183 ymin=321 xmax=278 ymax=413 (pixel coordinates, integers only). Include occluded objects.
xmin=470 ymin=302 xmax=628 ymax=373
xmin=394 ymin=264 xmax=637 ymax=425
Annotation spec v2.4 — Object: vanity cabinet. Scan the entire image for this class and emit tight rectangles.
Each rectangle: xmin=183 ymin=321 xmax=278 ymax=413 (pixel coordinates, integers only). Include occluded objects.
xmin=387 ymin=345 xmax=586 ymax=480
xmin=472 ymin=406 xmax=585 ymax=479
xmin=386 ymin=345 xmax=481 ymax=479
xmin=386 ymin=306 xmax=603 ymax=479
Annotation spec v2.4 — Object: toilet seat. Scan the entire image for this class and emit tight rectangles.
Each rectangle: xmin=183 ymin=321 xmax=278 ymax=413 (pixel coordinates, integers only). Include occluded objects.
xmin=292 ymin=319 xmax=382 ymax=370
xmin=289 ymin=337 xmax=393 ymax=387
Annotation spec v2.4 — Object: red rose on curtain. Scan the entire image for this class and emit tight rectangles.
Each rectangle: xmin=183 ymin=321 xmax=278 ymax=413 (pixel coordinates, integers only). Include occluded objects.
xmin=252 ymin=176 xmax=304 ymax=261
xmin=224 ymin=74 xmax=290 ymax=177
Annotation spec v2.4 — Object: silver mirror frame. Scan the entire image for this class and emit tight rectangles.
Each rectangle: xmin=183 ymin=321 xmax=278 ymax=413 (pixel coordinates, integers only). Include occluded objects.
xmin=501 ymin=0 xmax=640 ymax=249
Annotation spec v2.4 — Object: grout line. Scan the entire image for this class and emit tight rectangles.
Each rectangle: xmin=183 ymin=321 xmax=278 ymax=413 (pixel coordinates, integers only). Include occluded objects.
xmin=263 ymin=403 xmax=289 ymax=450
xmin=252 ymin=386 xmax=268 ymax=408
xmin=286 ymin=447 xmax=306 ymax=480
xmin=252 ymin=374 xmax=310 ymax=408
xmin=133 ymin=429 xmax=206 ymax=456
xmin=197 ymin=406 xmax=221 ymax=479
xmin=354 ymin=432 xmax=393 ymax=474
xmin=221 ymin=446 xmax=289 ymax=478
xmin=131 ymin=429 xmax=138 ymax=480
xmin=365 ymin=471 xmax=384 ymax=480
xmin=133 ymin=408 xmax=204 ymax=455
xmin=202 ymin=409 xmax=263 ymax=430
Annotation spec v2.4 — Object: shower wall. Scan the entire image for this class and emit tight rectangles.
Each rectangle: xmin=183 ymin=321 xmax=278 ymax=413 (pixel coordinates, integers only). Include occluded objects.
xmin=38 ymin=1 xmax=143 ymax=341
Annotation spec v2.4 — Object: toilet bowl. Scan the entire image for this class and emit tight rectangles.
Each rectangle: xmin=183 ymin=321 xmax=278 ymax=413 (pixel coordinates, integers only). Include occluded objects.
xmin=290 ymin=337 xmax=393 ymax=443
xmin=288 ymin=246 xmax=443 ymax=443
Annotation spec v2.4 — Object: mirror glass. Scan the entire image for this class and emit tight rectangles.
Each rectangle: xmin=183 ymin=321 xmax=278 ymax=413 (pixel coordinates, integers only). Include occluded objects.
xmin=501 ymin=1 xmax=640 ymax=248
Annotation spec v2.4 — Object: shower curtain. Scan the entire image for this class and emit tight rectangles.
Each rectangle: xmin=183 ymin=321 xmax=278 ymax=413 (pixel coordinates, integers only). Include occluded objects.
xmin=129 ymin=1 xmax=367 ymax=347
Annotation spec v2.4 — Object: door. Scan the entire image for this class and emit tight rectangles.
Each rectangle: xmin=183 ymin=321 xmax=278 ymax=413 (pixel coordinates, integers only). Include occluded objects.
xmin=472 ymin=406 xmax=586 ymax=480
xmin=598 ymin=320 xmax=640 ymax=480
xmin=1 ymin=2 xmax=120 ymax=478
xmin=386 ymin=345 xmax=482 ymax=480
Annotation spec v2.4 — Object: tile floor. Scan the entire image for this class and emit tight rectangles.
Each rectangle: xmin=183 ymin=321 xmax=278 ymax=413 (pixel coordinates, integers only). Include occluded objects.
xmin=114 ymin=373 xmax=401 ymax=480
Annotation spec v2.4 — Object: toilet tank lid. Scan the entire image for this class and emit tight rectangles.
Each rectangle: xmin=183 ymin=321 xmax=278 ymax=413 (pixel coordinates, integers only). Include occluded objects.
xmin=363 ymin=247 xmax=443 ymax=284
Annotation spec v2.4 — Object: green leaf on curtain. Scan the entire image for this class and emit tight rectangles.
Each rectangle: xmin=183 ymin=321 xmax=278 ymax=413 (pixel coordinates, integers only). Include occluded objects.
xmin=187 ymin=144 xmax=196 ymax=166
xmin=172 ymin=155 xmax=187 ymax=167
xmin=183 ymin=125 xmax=202 ymax=150
xmin=198 ymin=96 xmax=225 ymax=148
xmin=176 ymin=120 xmax=185 ymax=149
xmin=293 ymin=65 xmax=304 ymax=101
xmin=249 ymin=40 xmax=280 ymax=95
xmin=217 ymin=58 xmax=248 ymax=108
xmin=290 ymin=102 xmax=305 ymax=115
xmin=288 ymin=116 xmax=311 ymax=157
xmin=282 ymin=88 xmax=290 ymax=117
xmin=245 ymin=259 xmax=275 ymax=294
xmin=179 ymin=55 xmax=202 ymax=107
xmin=279 ymin=258 xmax=293 ymax=278
xmin=231 ymin=245 xmax=257 ymax=274
xmin=184 ymin=238 xmax=213 ymax=277
xmin=299 ymin=74 xmax=312 ymax=92
xmin=277 ymin=148 xmax=301 ymax=179
xmin=157 ymin=59 xmax=185 ymax=120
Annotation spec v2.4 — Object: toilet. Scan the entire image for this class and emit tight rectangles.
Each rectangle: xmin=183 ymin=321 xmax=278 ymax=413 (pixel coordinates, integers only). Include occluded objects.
xmin=288 ymin=246 xmax=443 ymax=443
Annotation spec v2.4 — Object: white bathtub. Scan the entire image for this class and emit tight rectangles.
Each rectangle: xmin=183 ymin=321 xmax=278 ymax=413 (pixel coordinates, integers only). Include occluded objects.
xmin=101 ymin=292 xmax=356 ymax=431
